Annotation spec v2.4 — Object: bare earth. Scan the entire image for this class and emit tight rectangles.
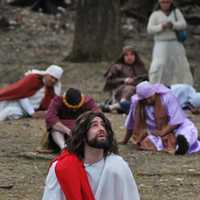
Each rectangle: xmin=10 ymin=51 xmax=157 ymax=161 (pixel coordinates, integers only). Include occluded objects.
xmin=0 ymin=5 xmax=200 ymax=200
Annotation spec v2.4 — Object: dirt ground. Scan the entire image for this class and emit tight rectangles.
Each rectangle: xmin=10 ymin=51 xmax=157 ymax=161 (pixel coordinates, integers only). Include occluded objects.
xmin=0 ymin=5 xmax=200 ymax=200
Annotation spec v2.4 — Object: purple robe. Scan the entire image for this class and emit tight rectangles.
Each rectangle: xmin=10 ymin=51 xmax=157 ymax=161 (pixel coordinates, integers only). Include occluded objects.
xmin=125 ymin=84 xmax=200 ymax=154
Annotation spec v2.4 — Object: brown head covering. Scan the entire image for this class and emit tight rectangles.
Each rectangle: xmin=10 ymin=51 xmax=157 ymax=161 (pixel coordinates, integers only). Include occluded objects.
xmin=104 ymin=45 xmax=146 ymax=78
xmin=115 ymin=45 xmax=144 ymax=67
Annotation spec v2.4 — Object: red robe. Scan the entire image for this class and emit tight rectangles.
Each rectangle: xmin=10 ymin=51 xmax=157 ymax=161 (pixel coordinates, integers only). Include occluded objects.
xmin=54 ymin=150 xmax=95 ymax=200
xmin=0 ymin=74 xmax=55 ymax=110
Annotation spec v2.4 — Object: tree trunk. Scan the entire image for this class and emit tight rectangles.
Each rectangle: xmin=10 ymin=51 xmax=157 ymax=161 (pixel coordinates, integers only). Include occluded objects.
xmin=122 ymin=0 xmax=157 ymax=23
xmin=68 ymin=0 xmax=122 ymax=62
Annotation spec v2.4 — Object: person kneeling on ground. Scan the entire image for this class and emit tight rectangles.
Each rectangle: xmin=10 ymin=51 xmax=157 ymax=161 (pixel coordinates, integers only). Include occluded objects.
xmin=121 ymin=81 xmax=200 ymax=155
xmin=43 ymin=88 xmax=100 ymax=152
xmin=0 ymin=65 xmax=63 ymax=120
xmin=171 ymin=84 xmax=200 ymax=114
xmin=42 ymin=111 xmax=140 ymax=200
xmin=101 ymin=83 xmax=200 ymax=115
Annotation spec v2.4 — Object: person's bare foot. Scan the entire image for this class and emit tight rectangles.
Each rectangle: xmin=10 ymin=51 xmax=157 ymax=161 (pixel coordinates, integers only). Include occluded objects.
xmin=163 ymin=148 xmax=176 ymax=155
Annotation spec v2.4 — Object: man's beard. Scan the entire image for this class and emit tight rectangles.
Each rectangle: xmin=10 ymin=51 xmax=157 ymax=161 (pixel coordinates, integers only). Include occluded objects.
xmin=86 ymin=136 xmax=110 ymax=149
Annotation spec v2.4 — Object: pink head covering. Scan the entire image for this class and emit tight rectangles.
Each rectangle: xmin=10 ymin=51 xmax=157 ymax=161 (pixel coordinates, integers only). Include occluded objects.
xmin=136 ymin=81 xmax=156 ymax=100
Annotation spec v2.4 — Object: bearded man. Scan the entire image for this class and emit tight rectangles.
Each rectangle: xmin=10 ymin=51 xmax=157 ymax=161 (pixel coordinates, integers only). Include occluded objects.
xmin=42 ymin=111 xmax=140 ymax=200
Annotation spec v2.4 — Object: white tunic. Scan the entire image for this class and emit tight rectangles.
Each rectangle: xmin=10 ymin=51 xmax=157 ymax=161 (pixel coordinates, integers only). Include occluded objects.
xmin=171 ymin=84 xmax=200 ymax=108
xmin=147 ymin=9 xmax=193 ymax=86
xmin=0 ymin=88 xmax=45 ymax=121
xmin=42 ymin=154 xmax=140 ymax=200
xmin=171 ymin=84 xmax=196 ymax=108
xmin=0 ymin=69 xmax=62 ymax=121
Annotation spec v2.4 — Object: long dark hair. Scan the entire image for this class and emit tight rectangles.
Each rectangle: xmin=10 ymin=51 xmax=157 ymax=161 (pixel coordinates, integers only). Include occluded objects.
xmin=67 ymin=111 xmax=119 ymax=160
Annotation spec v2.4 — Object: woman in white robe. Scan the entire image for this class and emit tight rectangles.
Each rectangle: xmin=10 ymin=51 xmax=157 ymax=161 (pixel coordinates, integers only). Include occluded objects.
xmin=147 ymin=0 xmax=193 ymax=86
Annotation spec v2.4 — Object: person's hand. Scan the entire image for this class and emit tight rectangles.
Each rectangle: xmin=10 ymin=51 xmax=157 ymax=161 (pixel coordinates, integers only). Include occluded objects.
xmin=166 ymin=21 xmax=173 ymax=29
xmin=32 ymin=111 xmax=46 ymax=119
xmin=124 ymin=78 xmax=134 ymax=85
xmin=162 ymin=133 xmax=176 ymax=154
xmin=65 ymin=127 xmax=72 ymax=136
xmin=153 ymin=129 xmax=164 ymax=136
xmin=190 ymin=107 xmax=200 ymax=115
xmin=162 ymin=22 xmax=168 ymax=30
xmin=162 ymin=21 xmax=173 ymax=30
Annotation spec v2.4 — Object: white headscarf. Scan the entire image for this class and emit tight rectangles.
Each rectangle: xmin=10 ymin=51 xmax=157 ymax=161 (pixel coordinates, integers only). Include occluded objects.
xmin=25 ymin=65 xmax=63 ymax=95
xmin=45 ymin=65 xmax=63 ymax=80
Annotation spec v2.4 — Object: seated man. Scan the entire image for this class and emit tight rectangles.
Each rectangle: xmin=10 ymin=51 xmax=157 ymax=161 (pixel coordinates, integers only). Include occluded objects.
xmin=0 ymin=65 xmax=63 ymax=120
xmin=45 ymin=88 xmax=100 ymax=152
xmin=121 ymin=81 xmax=200 ymax=155
xmin=42 ymin=111 xmax=140 ymax=200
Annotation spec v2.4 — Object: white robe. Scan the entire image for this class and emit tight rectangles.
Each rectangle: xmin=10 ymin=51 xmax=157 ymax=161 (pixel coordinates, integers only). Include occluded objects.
xmin=171 ymin=84 xmax=195 ymax=108
xmin=171 ymin=84 xmax=200 ymax=108
xmin=42 ymin=154 xmax=140 ymax=200
xmin=147 ymin=9 xmax=193 ymax=86
xmin=0 ymin=70 xmax=62 ymax=121
xmin=0 ymin=88 xmax=45 ymax=121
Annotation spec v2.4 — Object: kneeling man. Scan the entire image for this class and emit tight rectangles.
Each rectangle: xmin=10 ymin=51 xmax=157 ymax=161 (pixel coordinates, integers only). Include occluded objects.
xmin=42 ymin=111 xmax=140 ymax=200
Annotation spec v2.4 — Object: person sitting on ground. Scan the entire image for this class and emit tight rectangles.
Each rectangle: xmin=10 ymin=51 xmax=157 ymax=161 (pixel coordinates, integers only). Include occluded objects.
xmin=42 ymin=111 xmax=140 ymax=200
xmin=120 ymin=81 xmax=200 ymax=155
xmin=101 ymin=83 xmax=200 ymax=115
xmin=0 ymin=65 xmax=63 ymax=121
xmin=101 ymin=45 xmax=148 ymax=114
xmin=171 ymin=84 xmax=200 ymax=114
xmin=44 ymin=88 xmax=100 ymax=152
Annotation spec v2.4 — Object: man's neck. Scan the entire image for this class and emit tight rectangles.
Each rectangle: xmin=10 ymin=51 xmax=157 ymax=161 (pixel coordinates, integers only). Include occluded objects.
xmin=84 ymin=145 xmax=104 ymax=165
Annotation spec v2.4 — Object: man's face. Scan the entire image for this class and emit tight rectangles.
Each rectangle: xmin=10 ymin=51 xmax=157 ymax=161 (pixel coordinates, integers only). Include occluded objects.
xmin=43 ymin=74 xmax=57 ymax=87
xmin=86 ymin=116 xmax=109 ymax=149
xmin=123 ymin=50 xmax=136 ymax=65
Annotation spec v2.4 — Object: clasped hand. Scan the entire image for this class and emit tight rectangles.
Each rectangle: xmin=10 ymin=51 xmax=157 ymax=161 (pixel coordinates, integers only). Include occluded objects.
xmin=162 ymin=21 xmax=173 ymax=30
